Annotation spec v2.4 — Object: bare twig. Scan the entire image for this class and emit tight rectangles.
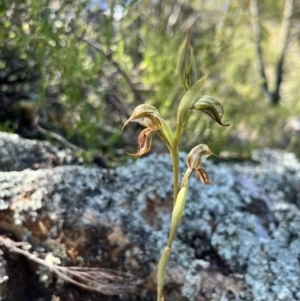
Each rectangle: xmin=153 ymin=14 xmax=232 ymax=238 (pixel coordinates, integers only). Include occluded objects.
xmin=273 ymin=0 xmax=294 ymax=103
xmin=249 ymin=0 xmax=270 ymax=101
xmin=81 ymin=37 xmax=143 ymax=103
xmin=36 ymin=125 xmax=83 ymax=152
xmin=0 ymin=236 xmax=139 ymax=295
xmin=250 ymin=0 xmax=294 ymax=104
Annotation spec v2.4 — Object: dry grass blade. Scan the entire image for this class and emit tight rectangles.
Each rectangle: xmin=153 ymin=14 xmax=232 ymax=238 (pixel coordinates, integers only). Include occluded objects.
xmin=0 ymin=236 xmax=139 ymax=295
xmin=53 ymin=265 xmax=139 ymax=295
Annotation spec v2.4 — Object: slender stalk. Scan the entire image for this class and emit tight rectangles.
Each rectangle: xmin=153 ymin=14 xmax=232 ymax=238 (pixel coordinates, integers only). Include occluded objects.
xmin=171 ymin=147 xmax=179 ymax=206
xmin=166 ymin=212 xmax=178 ymax=248
xmin=157 ymin=168 xmax=192 ymax=301
xmin=157 ymin=247 xmax=171 ymax=301
xmin=167 ymin=169 xmax=191 ymax=247
xmin=170 ymin=77 xmax=188 ymax=206
xmin=171 ymin=123 xmax=183 ymax=206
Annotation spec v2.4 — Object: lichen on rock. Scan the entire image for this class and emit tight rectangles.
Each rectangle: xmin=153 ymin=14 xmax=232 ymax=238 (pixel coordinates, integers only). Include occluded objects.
xmin=0 ymin=133 xmax=300 ymax=300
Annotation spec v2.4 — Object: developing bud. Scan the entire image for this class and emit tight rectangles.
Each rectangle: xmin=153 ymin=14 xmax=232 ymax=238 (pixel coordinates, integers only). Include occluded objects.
xmin=177 ymin=29 xmax=197 ymax=90
xmin=193 ymin=95 xmax=230 ymax=126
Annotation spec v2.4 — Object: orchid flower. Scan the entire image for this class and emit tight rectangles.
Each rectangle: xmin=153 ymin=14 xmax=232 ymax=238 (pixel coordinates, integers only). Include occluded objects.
xmin=186 ymin=144 xmax=216 ymax=184
xmin=122 ymin=104 xmax=174 ymax=157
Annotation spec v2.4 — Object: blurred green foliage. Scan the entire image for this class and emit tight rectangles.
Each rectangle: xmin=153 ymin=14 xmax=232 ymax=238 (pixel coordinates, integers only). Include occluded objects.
xmin=1 ymin=0 xmax=300 ymax=163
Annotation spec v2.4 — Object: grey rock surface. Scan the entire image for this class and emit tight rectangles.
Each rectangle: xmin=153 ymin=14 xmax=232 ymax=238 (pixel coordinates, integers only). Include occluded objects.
xmin=0 ymin=132 xmax=79 ymax=171
xmin=0 ymin=132 xmax=300 ymax=301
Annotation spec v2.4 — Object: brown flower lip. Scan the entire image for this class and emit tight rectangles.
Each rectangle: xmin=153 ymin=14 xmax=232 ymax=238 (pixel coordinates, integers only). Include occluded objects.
xmin=123 ymin=128 xmax=154 ymax=158
xmin=122 ymin=104 xmax=163 ymax=158
xmin=122 ymin=104 xmax=175 ymax=157
xmin=195 ymin=167 xmax=219 ymax=185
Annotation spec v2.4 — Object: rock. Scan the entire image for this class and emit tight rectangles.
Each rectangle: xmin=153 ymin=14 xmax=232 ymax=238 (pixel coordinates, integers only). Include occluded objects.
xmin=0 ymin=132 xmax=80 ymax=171
xmin=0 ymin=132 xmax=300 ymax=301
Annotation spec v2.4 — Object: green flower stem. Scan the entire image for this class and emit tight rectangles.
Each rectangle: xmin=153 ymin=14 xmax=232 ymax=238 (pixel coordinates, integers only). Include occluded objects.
xmin=171 ymin=147 xmax=179 ymax=207
xmin=167 ymin=169 xmax=191 ymax=247
xmin=157 ymin=246 xmax=171 ymax=301
xmin=171 ymin=123 xmax=184 ymax=206
xmin=157 ymin=168 xmax=192 ymax=301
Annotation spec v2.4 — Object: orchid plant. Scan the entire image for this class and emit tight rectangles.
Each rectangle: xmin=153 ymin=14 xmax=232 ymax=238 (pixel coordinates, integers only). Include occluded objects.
xmin=122 ymin=30 xmax=229 ymax=301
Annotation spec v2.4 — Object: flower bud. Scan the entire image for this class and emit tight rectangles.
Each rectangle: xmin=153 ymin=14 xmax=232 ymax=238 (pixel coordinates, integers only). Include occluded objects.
xmin=193 ymin=95 xmax=229 ymax=126
xmin=177 ymin=29 xmax=197 ymax=90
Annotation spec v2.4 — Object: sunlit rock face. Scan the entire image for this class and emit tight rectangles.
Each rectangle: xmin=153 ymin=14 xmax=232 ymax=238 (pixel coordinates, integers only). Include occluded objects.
xmin=0 ymin=132 xmax=300 ymax=301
